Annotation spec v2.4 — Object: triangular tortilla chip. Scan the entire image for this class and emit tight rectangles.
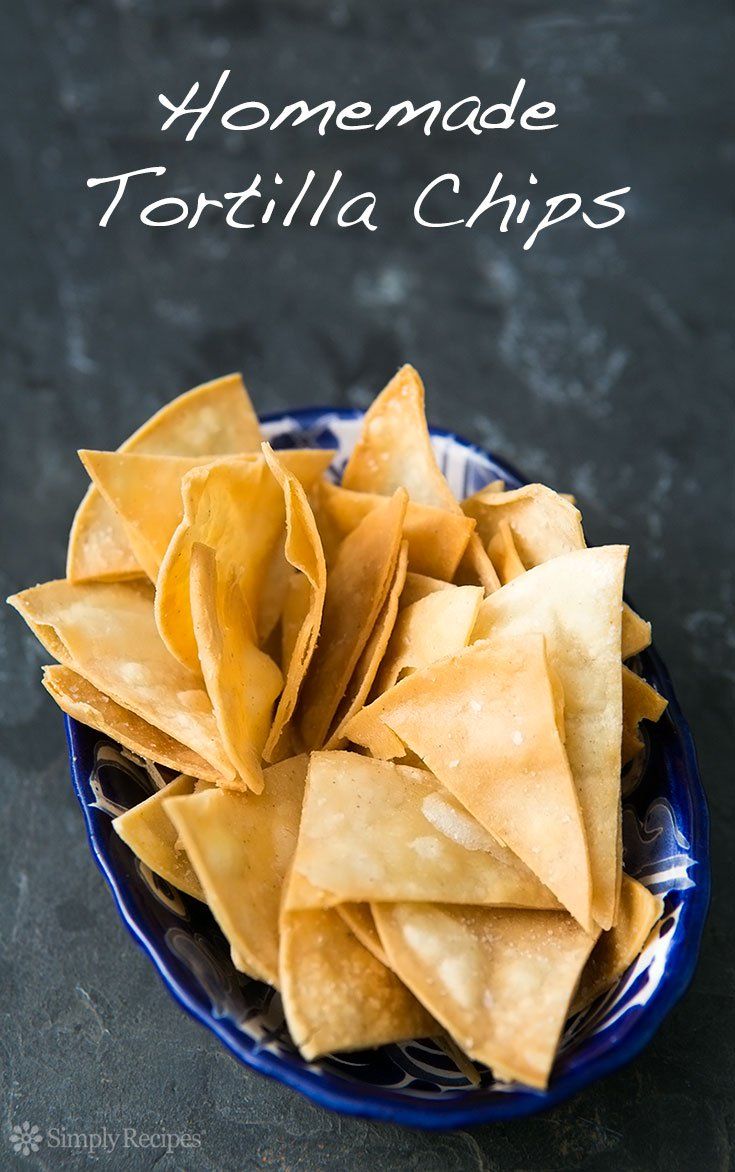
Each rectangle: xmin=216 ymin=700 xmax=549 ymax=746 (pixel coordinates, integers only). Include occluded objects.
xmin=454 ymin=533 xmax=501 ymax=592
xmin=8 ymin=579 xmax=235 ymax=781
xmin=621 ymin=665 xmax=668 ymax=764
xmin=190 ymin=543 xmax=283 ymax=793
xmin=399 ymin=573 xmax=455 ymax=609
xmin=113 ymin=774 xmax=205 ymax=900
xmin=336 ymin=904 xmax=389 ymax=966
xmin=296 ymin=489 xmax=408 ymax=750
xmin=325 ymin=542 xmax=408 ymax=749
xmin=316 ymin=481 xmax=474 ymax=580
xmin=621 ymin=607 xmax=652 ymax=660
xmin=373 ymin=902 xmax=598 ymax=1089
xmin=165 ymin=755 xmax=308 ymax=986
xmin=41 ymin=665 xmax=221 ymax=782
xmin=155 ymin=451 xmax=331 ymax=673
xmin=487 ymin=519 xmax=525 ymax=585
xmin=261 ymin=447 xmax=327 ymax=762
xmin=345 ymin=636 xmax=592 ymax=929
xmin=67 ymin=374 xmax=263 ymax=582
xmin=463 ymin=483 xmax=586 ymax=567
xmin=280 ymin=872 xmax=435 ymax=1061
xmin=342 ymin=365 xmax=459 ymax=509
xmin=372 ymin=582 xmax=483 ymax=695
xmin=572 ymin=875 xmax=663 ymax=1013
xmin=473 ymin=546 xmax=627 ymax=929
xmin=290 ymin=751 xmax=560 ymax=910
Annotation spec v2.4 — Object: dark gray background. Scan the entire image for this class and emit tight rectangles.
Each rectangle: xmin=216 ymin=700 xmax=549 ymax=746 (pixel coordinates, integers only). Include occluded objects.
xmin=1 ymin=2 xmax=733 ymax=1169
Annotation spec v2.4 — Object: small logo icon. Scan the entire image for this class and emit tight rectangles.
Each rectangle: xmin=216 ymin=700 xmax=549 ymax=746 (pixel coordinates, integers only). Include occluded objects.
xmin=9 ymin=1123 xmax=43 ymax=1157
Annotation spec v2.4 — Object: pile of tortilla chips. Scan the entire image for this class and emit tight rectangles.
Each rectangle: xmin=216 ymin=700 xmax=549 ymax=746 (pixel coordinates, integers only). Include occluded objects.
xmin=8 ymin=367 xmax=668 ymax=1090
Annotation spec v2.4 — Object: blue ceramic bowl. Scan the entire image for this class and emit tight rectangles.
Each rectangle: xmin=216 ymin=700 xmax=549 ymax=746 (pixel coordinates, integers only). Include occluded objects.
xmin=64 ymin=408 xmax=709 ymax=1129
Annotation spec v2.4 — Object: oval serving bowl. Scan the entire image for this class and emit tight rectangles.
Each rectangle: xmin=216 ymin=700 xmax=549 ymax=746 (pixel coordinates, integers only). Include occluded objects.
xmin=64 ymin=407 xmax=709 ymax=1129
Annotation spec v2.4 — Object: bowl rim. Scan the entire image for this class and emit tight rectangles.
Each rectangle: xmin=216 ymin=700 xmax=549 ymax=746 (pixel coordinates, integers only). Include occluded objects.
xmin=64 ymin=405 xmax=711 ymax=1130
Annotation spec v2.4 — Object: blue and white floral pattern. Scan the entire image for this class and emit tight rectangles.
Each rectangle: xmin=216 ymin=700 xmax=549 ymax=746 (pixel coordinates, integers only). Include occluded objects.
xmin=65 ymin=408 xmax=709 ymax=1128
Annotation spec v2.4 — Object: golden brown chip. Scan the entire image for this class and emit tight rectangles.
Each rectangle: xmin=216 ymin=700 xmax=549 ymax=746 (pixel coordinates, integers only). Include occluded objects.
xmin=373 ymin=902 xmax=598 ymax=1089
xmin=280 ymin=873 xmax=435 ymax=1061
xmin=572 ymin=875 xmax=663 ymax=1013
xmin=487 ymin=519 xmax=526 ymax=585
xmin=454 ymin=533 xmax=502 ymax=592
xmin=190 ymin=542 xmax=283 ymax=793
xmin=67 ymin=374 xmax=263 ymax=583
xmin=473 ymin=546 xmax=627 ymax=930
xmin=165 ymin=755 xmax=308 ymax=984
xmin=344 ymin=636 xmax=591 ymax=929
xmin=399 ymin=573 xmax=455 ymax=609
xmin=326 ymin=542 xmax=408 ymax=749
xmin=316 ymin=481 xmax=474 ymax=580
xmin=290 ymin=751 xmax=560 ymax=911
xmin=372 ymin=581 xmax=483 ymax=695
xmin=113 ymin=774 xmax=205 ymax=900
xmin=41 ymin=665 xmax=221 ymax=782
xmin=296 ymin=489 xmax=408 ymax=750
xmin=8 ymin=579 xmax=235 ymax=781
xmin=621 ymin=666 xmax=668 ymax=764
xmin=261 ymin=447 xmax=328 ymax=762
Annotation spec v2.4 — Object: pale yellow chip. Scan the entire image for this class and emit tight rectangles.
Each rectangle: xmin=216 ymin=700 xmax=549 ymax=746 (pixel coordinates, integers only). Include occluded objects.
xmin=296 ymin=489 xmax=408 ymax=750
xmin=344 ymin=636 xmax=592 ymax=929
xmin=621 ymin=607 xmax=652 ymax=660
xmin=572 ymin=875 xmax=663 ymax=1013
xmin=155 ymin=450 xmax=331 ymax=673
xmin=454 ymin=533 xmax=502 ymax=592
xmin=621 ymin=665 xmax=668 ymax=764
xmin=280 ymin=873 xmax=435 ymax=1061
xmin=342 ymin=365 xmax=459 ymax=509
xmin=8 ymin=579 xmax=235 ymax=781
xmin=67 ymin=374 xmax=263 ymax=582
xmin=487 ymin=519 xmax=526 ymax=585
xmin=336 ymin=904 xmax=389 ymax=967
xmin=41 ymin=665 xmax=222 ymax=782
xmin=373 ymin=902 xmax=598 ymax=1089
xmin=399 ymin=573 xmax=455 ymax=609
xmin=113 ymin=774 xmax=205 ymax=900
xmin=372 ymin=581 xmax=483 ymax=695
xmin=165 ymin=755 xmax=308 ymax=985
xmin=463 ymin=482 xmax=586 ymax=567
xmin=261 ymin=447 xmax=327 ymax=762
xmin=289 ymin=751 xmax=560 ymax=911
xmin=316 ymin=481 xmax=474 ymax=580
xmin=473 ymin=546 xmax=627 ymax=930
xmin=325 ymin=542 xmax=408 ymax=749
xmin=190 ymin=542 xmax=283 ymax=793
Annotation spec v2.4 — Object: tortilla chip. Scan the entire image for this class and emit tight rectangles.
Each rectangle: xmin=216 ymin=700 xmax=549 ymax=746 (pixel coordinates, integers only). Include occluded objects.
xmin=67 ymin=374 xmax=263 ymax=582
xmin=8 ymin=579 xmax=236 ymax=781
xmin=572 ymin=874 xmax=663 ymax=1013
xmin=399 ymin=573 xmax=455 ymax=609
xmin=165 ymin=755 xmax=307 ymax=984
xmin=342 ymin=365 xmax=458 ymax=509
xmin=374 ymin=903 xmax=598 ymax=1088
xmin=156 ymin=451 xmax=331 ymax=673
xmin=345 ymin=635 xmax=592 ymax=929
xmin=454 ymin=533 xmax=502 ymax=592
xmin=373 ymin=582 xmax=483 ymax=695
xmin=621 ymin=665 xmax=668 ymax=764
xmin=113 ymin=774 xmax=205 ymax=899
xmin=336 ymin=904 xmax=389 ymax=966
xmin=622 ymin=606 xmax=652 ymax=660
xmin=326 ymin=542 xmax=408 ymax=749
xmin=487 ymin=519 xmax=526 ymax=585
xmin=280 ymin=574 xmax=311 ymax=676
xmin=291 ymin=751 xmax=560 ymax=910
xmin=473 ymin=546 xmax=627 ymax=930
xmin=463 ymin=483 xmax=585 ymax=568
xmin=296 ymin=489 xmax=408 ymax=750
xmin=189 ymin=542 xmax=283 ymax=793
xmin=41 ymin=665 xmax=221 ymax=782
xmin=316 ymin=481 xmax=474 ymax=580
xmin=280 ymin=874 xmax=435 ymax=1060
xmin=261 ymin=447 xmax=328 ymax=762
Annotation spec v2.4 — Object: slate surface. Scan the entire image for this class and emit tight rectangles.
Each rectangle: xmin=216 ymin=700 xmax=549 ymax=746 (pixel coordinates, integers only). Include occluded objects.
xmin=1 ymin=2 xmax=733 ymax=1169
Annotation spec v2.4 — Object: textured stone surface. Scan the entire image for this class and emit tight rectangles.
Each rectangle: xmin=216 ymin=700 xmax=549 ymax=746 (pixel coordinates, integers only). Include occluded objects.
xmin=1 ymin=1 xmax=733 ymax=1168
